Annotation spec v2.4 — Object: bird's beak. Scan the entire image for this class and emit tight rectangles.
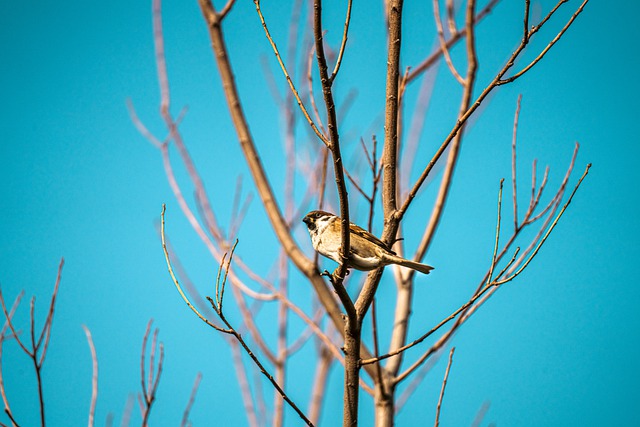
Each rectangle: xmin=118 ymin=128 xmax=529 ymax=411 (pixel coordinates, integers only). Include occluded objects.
xmin=302 ymin=216 xmax=311 ymax=226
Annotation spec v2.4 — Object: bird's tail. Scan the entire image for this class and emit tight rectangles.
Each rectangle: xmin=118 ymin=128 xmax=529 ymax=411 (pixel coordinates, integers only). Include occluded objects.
xmin=387 ymin=255 xmax=434 ymax=274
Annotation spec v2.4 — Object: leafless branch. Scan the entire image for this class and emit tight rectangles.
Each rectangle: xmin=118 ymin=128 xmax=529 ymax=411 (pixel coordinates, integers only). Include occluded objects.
xmin=0 ymin=292 xmax=24 ymax=427
xmin=312 ymin=0 xmax=352 ymax=285
xmin=407 ymin=0 xmax=500 ymax=83
xmin=399 ymin=0 xmax=588 ymax=220
xmin=329 ymin=0 xmax=353 ymax=82
xmin=499 ymin=1 xmax=589 ymax=85
xmin=161 ymin=205 xmax=230 ymax=333
xmin=497 ymin=163 xmax=591 ymax=284
xmin=0 ymin=258 xmax=64 ymax=427
xmin=434 ymin=347 xmax=455 ymax=427
xmin=471 ymin=401 xmax=491 ymax=427
xmin=253 ymin=0 xmax=330 ymax=146
xmin=362 ymin=158 xmax=590 ymax=372
xmin=433 ymin=0 xmax=465 ymax=85
xmin=198 ymin=0 xmax=350 ymax=347
xmin=82 ymin=325 xmax=98 ymax=427
xmin=203 ymin=243 xmax=315 ymax=426
xmin=229 ymin=340 xmax=259 ymax=427
xmin=139 ymin=320 xmax=164 ymax=426
xmin=512 ymin=95 xmax=522 ymax=231
xmin=180 ymin=373 xmax=202 ymax=427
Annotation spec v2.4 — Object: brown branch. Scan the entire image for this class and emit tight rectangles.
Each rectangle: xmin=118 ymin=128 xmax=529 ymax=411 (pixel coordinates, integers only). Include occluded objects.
xmin=487 ymin=179 xmax=504 ymax=287
xmin=403 ymin=0 xmax=478 ymax=286
xmin=499 ymin=0 xmax=589 ymax=85
xmin=363 ymin=150 xmax=579 ymax=368
xmin=308 ymin=346 xmax=334 ymax=425
xmin=385 ymin=163 xmax=591 ymax=381
xmin=511 ymin=144 xmax=579 ymax=272
xmin=161 ymin=205 xmax=230 ymax=332
xmin=497 ymin=163 xmax=591 ymax=284
xmin=253 ymin=0 xmax=330 ymax=146
xmin=434 ymin=347 xmax=455 ymax=427
xmin=406 ymin=0 xmax=500 ymax=83
xmin=204 ymin=245 xmax=315 ymax=427
xmin=180 ymin=373 xmax=202 ymax=427
xmin=218 ymin=0 xmax=237 ymax=20
xmin=361 ymin=236 xmax=506 ymax=367
xmin=523 ymin=0 xmax=531 ymax=43
xmin=0 ymin=258 xmax=64 ymax=427
xmin=36 ymin=261 xmax=63 ymax=362
xmin=433 ymin=0 xmax=465 ymax=85
xmin=0 ymin=292 xmax=24 ymax=427
xmin=329 ymin=0 xmax=353 ymax=82
xmin=394 ymin=350 xmax=441 ymax=413
xmin=400 ymin=67 xmax=436 ymax=197
xmin=139 ymin=320 xmax=164 ymax=427
xmin=307 ymin=46 xmax=327 ymax=137
xmin=274 ymin=253 xmax=288 ymax=427
xmin=399 ymin=0 xmax=588 ymax=220
xmin=229 ymin=339 xmax=259 ymax=427
xmin=446 ymin=0 xmax=457 ymax=35
xmin=370 ymin=298 xmax=385 ymax=397
xmin=156 ymin=223 xmax=221 ymax=322
xmin=381 ymin=0 xmax=404 ymax=220
xmin=512 ymin=95 xmax=522 ymax=232
xmin=353 ymin=0 xmax=407 ymax=345
xmin=471 ymin=401 xmax=491 ymax=427
xmin=313 ymin=0 xmax=352 ymax=285
xmin=82 ymin=326 xmax=98 ymax=427
xmin=198 ymin=0 xmax=350 ymax=351
xmin=229 ymin=275 xmax=277 ymax=363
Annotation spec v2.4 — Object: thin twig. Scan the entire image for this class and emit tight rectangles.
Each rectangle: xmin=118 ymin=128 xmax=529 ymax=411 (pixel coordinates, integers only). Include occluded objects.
xmin=313 ymin=0 xmax=352 ymax=286
xmin=82 ymin=326 xmax=98 ymax=427
xmin=0 ymin=292 xmax=24 ymax=427
xmin=329 ymin=0 xmax=353 ymax=82
xmin=471 ymin=401 xmax=491 ymax=427
xmin=161 ymin=205 xmax=230 ymax=333
xmin=446 ymin=0 xmax=457 ymax=35
xmin=407 ymin=0 xmax=500 ymax=83
xmin=253 ymin=0 xmax=330 ymax=146
xmin=486 ymin=179 xmax=504 ymax=286
xmin=180 ymin=373 xmax=202 ymax=427
xmin=498 ymin=0 xmax=589 ymax=85
xmin=523 ymin=0 xmax=531 ymax=42
xmin=497 ymin=163 xmax=591 ymax=284
xmin=512 ymin=95 xmax=522 ymax=232
xmin=433 ymin=0 xmax=466 ymax=85
xmin=375 ymin=163 xmax=590 ymax=378
xmin=400 ymin=0 xmax=588 ymax=219
xmin=0 ymin=258 xmax=64 ymax=427
xmin=139 ymin=320 xmax=164 ymax=427
xmin=218 ymin=0 xmax=237 ymax=20
xmin=434 ymin=347 xmax=455 ymax=427
xmin=229 ymin=340 xmax=259 ymax=427
xmin=205 ymin=245 xmax=315 ymax=427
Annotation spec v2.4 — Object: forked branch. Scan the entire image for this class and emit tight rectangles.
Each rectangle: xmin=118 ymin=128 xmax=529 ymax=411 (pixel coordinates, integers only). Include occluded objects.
xmin=0 ymin=258 xmax=64 ymax=427
xmin=161 ymin=206 xmax=314 ymax=426
xmin=361 ymin=162 xmax=590 ymax=368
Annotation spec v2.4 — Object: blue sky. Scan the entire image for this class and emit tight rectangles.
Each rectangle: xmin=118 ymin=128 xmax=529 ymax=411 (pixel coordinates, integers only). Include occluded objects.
xmin=1 ymin=1 xmax=638 ymax=426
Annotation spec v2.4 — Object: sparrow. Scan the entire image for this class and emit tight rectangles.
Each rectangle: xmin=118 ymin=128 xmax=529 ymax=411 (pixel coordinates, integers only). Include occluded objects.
xmin=302 ymin=210 xmax=434 ymax=274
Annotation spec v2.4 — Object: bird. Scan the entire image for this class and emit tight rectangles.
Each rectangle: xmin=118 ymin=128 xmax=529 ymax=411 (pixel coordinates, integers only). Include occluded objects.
xmin=302 ymin=210 xmax=434 ymax=274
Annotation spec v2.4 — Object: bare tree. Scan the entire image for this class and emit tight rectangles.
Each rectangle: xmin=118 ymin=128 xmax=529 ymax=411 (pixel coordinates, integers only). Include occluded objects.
xmin=132 ymin=0 xmax=591 ymax=426
xmin=0 ymin=262 xmax=202 ymax=427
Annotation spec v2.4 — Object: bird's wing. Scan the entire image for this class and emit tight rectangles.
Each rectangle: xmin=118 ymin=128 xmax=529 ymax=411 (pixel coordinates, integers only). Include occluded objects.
xmin=348 ymin=223 xmax=395 ymax=254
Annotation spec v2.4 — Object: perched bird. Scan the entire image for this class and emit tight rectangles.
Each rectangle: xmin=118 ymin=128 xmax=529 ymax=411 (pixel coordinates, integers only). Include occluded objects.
xmin=302 ymin=210 xmax=434 ymax=274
